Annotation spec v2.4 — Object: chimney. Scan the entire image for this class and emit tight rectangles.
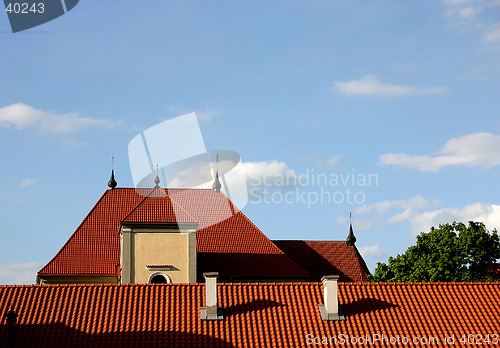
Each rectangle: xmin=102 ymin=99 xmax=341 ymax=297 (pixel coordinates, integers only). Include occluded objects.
xmin=318 ymin=275 xmax=345 ymax=321
xmin=5 ymin=306 xmax=19 ymax=344
xmin=200 ymin=272 xmax=223 ymax=320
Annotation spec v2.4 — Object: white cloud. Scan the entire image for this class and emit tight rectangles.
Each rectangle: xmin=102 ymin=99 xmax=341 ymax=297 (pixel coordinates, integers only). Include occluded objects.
xmin=348 ymin=196 xmax=442 ymax=234
xmin=483 ymin=22 xmax=500 ymax=43
xmin=167 ymin=106 xmax=221 ymax=121
xmin=442 ymin=0 xmax=470 ymax=4
xmin=316 ymin=155 xmax=342 ymax=169
xmin=458 ymin=6 xmax=477 ymax=18
xmin=354 ymin=196 xmax=499 ymax=238
xmin=0 ymin=103 xmax=119 ymax=134
xmin=166 ymin=159 xmax=300 ymax=193
xmin=408 ymin=203 xmax=500 ymax=236
xmin=243 ymin=160 xmax=300 ymax=189
xmin=355 ymin=195 xmax=441 ymax=215
xmin=0 ymin=262 xmax=43 ymax=284
xmin=358 ymin=244 xmax=388 ymax=259
xmin=380 ymin=132 xmax=500 ymax=172
xmin=461 ymin=66 xmax=489 ymax=81
xmin=332 ymin=75 xmax=449 ymax=97
xmin=19 ymin=178 xmax=39 ymax=187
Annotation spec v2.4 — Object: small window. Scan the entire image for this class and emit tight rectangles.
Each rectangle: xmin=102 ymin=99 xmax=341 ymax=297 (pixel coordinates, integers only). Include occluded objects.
xmin=148 ymin=272 xmax=171 ymax=284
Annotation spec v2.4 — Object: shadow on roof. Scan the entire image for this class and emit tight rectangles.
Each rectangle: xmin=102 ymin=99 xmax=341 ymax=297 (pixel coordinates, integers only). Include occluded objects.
xmin=272 ymin=240 xmax=351 ymax=281
xmin=224 ymin=299 xmax=285 ymax=317
xmin=197 ymin=252 xmax=309 ymax=280
xmin=0 ymin=323 xmax=235 ymax=348
xmin=342 ymin=298 xmax=397 ymax=317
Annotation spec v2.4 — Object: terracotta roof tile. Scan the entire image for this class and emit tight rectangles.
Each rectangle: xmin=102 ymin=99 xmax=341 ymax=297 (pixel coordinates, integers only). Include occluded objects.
xmin=273 ymin=240 xmax=370 ymax=282
xmin=1 ymin=282 xmax=499 ymax=347
xmin=122 ymin=187 xmax=197 ymax=224
xmin=38 ymin=188 xmax=307 ymax=279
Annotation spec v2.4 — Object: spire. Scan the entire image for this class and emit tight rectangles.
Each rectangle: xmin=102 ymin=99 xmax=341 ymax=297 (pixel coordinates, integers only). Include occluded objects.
xmin=346 ymin=214 xmax=356 ymax=246
xmin=108 ymin=156 xmax=117 ymax=189
xmin=212 ymin=154 xmax=222 ymax=193
xmin=154 ymin=164 xmax=160 ymax=188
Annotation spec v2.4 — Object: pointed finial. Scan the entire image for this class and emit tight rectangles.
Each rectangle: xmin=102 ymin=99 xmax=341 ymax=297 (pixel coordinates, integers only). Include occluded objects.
xmin=108 ymin=156 xmax=117 ymax=189
xmin=212 ymin=154 xmax=222 ymax=193
xmin=346 ymin=216 xmax=356 ymax=246
xmin=154 ymin=164 xmax=160 ymax=187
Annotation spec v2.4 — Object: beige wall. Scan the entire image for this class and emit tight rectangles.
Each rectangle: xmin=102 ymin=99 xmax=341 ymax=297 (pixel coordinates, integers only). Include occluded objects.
xmin=120 ymin=226 xmax=197 ymax=284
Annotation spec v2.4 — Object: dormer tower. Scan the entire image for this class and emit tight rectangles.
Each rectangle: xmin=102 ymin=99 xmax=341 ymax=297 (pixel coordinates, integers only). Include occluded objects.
xmin=119 ymin=184 xmax=199 ymax=284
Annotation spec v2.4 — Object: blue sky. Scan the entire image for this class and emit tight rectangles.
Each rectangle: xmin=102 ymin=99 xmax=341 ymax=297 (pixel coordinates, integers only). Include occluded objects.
xmin=1 ymin=0 xmax=499 ymax=284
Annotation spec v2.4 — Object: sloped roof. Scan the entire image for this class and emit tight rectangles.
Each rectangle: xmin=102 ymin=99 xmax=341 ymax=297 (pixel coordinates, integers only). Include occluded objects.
xmin=121 ymin=187 xmax=197 ymax=225
xmin=38 ymin=188 xmax=308 ymax=279
xmin=273 ymin=240 xmax=370 ymax=282
xmin=1 ymin=282 xmax=499 ymax=347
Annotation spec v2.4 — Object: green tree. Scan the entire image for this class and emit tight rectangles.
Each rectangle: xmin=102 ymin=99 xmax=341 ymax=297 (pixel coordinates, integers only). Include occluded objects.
xmin=371 ymin=221 xmax=500 ymax=282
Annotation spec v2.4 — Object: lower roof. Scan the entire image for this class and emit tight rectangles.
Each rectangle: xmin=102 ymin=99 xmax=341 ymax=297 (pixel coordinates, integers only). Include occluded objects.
xmin=1 ymin=282 xmax=499 ymax=347
xmin=273 ymin=240 xmax=371 ymax=282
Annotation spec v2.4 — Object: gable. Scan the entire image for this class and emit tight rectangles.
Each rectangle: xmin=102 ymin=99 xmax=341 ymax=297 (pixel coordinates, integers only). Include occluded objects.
xmin=38 ymin=188 xmax=308 ymax=279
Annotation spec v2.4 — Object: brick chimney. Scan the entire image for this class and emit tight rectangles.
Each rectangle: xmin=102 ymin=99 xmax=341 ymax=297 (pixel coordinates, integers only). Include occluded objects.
xmin=318 ymin=275 xmax=345 ymax=320
xmin=200 ymin=272 xmax=223 ymax=320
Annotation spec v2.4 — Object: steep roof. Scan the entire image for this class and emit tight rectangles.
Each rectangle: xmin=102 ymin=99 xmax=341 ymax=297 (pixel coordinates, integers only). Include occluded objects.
xmin=273 ymin=240 xmax=371 ymax=282
xmin=38 ymin=188 xmax=308 ymax=279
xmin=121 ymin=187 xmax=197 ymax=225
xmin=1 ymin=282 xmax=499 ymax=347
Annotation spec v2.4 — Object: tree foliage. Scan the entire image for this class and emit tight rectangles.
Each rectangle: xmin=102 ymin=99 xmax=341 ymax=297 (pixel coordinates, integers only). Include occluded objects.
xmin=371 ymin=221 xmax=500 ymax=282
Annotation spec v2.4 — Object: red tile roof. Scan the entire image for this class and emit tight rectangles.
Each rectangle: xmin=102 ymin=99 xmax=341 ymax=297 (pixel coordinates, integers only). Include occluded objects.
xmin=38 ymin=188 xmax=308 ymax=279
xmin=273 ymin=240 xmax=371 ymax=282
xmin=121 ymin=187 xmax=197 ymax=225
xmin=1 ymin=282 xmax=499 ymax=347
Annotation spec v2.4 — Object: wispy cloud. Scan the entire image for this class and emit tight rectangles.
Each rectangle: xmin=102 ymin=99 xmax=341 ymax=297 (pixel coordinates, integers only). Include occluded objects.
xmin=166 ymin=106 xmax=221 ymax=121
xmin=0 ymin=262 xmax=43 ymax=284
xmin=379 ymin=132 xmax=500 ymax=172
xmin=356 ymin=195 xmax=441 ymax=216
xmin=19 ymin=178 xmax=39 ymax=187
xmin=351 ymin=195 xmax=499 ymax=237
xmin=458 ymin=6 xmax=477 ymax=18
xmin=344 ymin=195 xmax=441 ymax=231
xmin=461 ymin=66 xmax=489 ymax=81
xmin=442 ymin=0 xmax=469 ymax=5
xmin=483 ymin=22 xmax=500 ymax=43
xmin=358 ymin=244 xmax=388 ymax=259
xmin=316 ymin=155 xmax=342 ymax=169
xmin=0 ymin=103 xmax=119 ymax=134
xmin=332 ymin=75 xmax=449 ymax=97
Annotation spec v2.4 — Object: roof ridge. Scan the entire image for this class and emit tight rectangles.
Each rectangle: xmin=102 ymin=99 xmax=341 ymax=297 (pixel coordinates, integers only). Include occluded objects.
xmin=165 ymin=189 xmax=199 ymax=223
xmin=121 ymin=187 xmax=198 ymax=224
xmin=4 ymin=282 xmax=499 ymax=290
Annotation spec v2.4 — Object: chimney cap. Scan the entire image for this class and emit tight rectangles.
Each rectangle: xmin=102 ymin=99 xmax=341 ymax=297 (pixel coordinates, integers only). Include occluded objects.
xmin=321 ymin=275 xmax=340 ymax=282
xmin=203 ymin=272 xmax=219 ymax=278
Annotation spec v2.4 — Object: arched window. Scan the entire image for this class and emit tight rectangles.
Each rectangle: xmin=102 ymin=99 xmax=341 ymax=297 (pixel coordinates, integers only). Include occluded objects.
xmin=148 ymin=272 xmax=171 ymax=284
